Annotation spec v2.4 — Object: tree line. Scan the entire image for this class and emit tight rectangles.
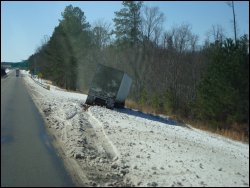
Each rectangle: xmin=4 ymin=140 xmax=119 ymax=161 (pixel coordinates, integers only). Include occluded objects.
xmin=27 ymin=2 xmax=249 ymax=136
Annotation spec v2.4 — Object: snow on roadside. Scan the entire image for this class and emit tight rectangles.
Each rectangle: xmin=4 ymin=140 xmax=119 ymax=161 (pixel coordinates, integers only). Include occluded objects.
xmin=21 ymin=70 xmax=249 ymax=187
xmin=5 ymin=68 xmax=10 ymax=74
xmin=88 ymin=106 xmax=249 ymax=187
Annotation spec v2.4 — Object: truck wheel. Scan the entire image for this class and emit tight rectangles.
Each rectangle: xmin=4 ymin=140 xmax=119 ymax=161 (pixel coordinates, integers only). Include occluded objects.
xmin=107 ymin=100 xmax=114 ymax=109
xmin=86 ymin=96 xmax=94 ymax=105
xmin=115 ymin=102 xmax=125 ymax=108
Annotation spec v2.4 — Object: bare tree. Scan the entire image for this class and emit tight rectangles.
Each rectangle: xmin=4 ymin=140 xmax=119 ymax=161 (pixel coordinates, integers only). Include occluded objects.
xmin=176 ymin=24 xmax=192 ymax=52
xmin=226 ymin=1 xmax=237 ymax=43
xmin=163 ymin=31 xmax=175 ymax=50
xmin=92 ymin=20 xmax=112 ymax=49
xmin=165 ymin=24 xmax=198 ymax=53
xmin=206 ymin=24 xmax=226 ymax=43
xmin=153 ymin=26 xmax=163 ymax=46
xmin=141 ymin=5 xmax=165 ymax=42
xmin=190 ymin=34 xmax=199 ymax=52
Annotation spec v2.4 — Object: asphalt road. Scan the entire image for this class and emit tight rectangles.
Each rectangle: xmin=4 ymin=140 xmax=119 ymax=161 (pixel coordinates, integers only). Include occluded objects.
xmin=1 ymin=71 xmax=74 ymax=187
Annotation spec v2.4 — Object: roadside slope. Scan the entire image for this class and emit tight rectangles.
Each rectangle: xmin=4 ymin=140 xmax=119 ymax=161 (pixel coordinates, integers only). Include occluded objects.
xmin=22 ymin=70 xmax=249 ymax=187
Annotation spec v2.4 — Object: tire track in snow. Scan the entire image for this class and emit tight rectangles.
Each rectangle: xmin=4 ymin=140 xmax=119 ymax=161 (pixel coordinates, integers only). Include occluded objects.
xmin=87 ymin=108 xmax=120 ymax=161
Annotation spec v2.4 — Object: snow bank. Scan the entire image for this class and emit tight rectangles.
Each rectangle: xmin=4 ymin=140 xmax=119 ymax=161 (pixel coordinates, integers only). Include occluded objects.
xmin=5 ymin=68 xmax=10 ymax=73
xmin=22 ymin=71 xmax=249 ymax=187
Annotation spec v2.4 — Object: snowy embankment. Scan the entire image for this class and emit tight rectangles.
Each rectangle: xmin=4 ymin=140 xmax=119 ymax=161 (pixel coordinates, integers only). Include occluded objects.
xmin=1 ymin=68 xmax=12 ymax=78
xmin=5 ymin=68 xmax=11 ymax=74
xmin=21 ymin=70 xmax=249 ymax=187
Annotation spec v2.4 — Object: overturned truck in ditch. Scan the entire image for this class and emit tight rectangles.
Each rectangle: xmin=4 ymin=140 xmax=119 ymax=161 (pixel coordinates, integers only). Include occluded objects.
xmin=85 ymin=64 xmax=132 ymax=109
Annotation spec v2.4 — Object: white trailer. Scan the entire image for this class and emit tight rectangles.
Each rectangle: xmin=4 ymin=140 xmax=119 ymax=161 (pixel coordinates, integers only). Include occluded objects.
xmin=85 ymin=64 xmax=132 ymax=109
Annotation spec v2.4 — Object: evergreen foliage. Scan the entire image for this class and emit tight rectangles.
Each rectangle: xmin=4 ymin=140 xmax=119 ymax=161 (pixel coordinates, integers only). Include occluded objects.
xmin=113 ymin=1 xmax=143 ymax=46
xmin=195 ymin=35 xmax=249 ymax=127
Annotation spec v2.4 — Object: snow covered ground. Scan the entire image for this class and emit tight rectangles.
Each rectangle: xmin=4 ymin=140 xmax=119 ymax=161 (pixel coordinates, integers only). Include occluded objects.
xmin=21 ymin=70 xmax=249 ymax=187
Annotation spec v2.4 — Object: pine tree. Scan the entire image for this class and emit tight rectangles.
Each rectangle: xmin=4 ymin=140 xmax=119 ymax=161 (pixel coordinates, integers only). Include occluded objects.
xmin=113 ymin=1 xmax=143 ymax=46
xmin=41 ymin=5 xmax=91 ymax=90
xmin=195 ymin=35 xmax=249 ymax=127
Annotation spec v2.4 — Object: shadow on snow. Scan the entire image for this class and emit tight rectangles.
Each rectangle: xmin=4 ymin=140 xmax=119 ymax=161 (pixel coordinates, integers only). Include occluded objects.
xmin=115 ymin=107 xmax=186 ymax=127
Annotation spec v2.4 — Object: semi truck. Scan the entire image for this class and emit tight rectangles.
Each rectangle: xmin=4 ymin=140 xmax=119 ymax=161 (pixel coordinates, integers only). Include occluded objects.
xmin=16 ymin=69 xmax=20 ymax=77
xmin=85 ymin=64 xmax=132 ymax=109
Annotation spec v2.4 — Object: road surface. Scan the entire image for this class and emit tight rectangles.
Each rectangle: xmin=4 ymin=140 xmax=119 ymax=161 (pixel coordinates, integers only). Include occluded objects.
xmin=1 ymin=71 xmax=74 ymax=187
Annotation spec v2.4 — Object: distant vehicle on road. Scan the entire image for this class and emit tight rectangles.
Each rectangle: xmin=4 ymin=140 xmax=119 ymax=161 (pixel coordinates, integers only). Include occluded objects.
xmin=86 ymin=64 xmax=132 ymax=109
xmin=16 ymin=69 xmax=20 ymax=77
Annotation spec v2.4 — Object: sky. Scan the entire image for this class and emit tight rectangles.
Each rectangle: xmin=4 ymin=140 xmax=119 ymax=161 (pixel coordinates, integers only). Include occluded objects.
xmin=1 ymin=1 xmax=249 ymax=62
